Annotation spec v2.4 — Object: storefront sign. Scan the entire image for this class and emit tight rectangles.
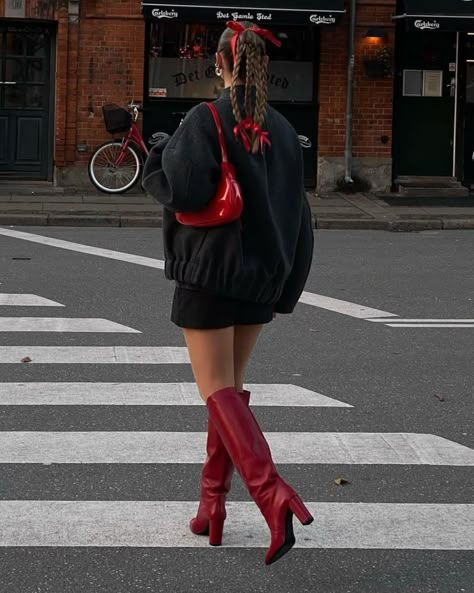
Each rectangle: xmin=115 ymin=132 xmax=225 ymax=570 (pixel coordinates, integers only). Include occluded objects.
xmin=142 ymin=1 xmax=345 ymax=26
xmin=395 ymin=0 xmax=474 ymax=32
xmin=149 ymin=88 xmax=168 ymax=97
xmin=414 ymin=19 xmax=441 ymax=31
xmin=309 ymin=15 xmax=337 ymax=25
xmin=152 ymin=8 xmax=179 ymax=19
xmin=215 ymin=11 xmax=273 ymax=22
xmin=148 ymin=57 xmax=313 ymax=101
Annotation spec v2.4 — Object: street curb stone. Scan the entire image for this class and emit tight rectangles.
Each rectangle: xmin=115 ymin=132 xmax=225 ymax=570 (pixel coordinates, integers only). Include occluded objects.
xmin=0 ymin=214 xmax=49 ymax=226
xmin=442 ymin=218 xmax=474 ymax=230
xmin=48 ymin=215 xmax=121 ymax=227
xmin=316 ymin=218 xmax=391 ymax=231
xmin=389 ymin=220 xmax=443 ymax=232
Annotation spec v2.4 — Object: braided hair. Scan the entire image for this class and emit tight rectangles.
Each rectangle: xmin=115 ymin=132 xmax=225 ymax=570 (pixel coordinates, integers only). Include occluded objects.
xmin=217 ymin=22 xmax=269 ymax=155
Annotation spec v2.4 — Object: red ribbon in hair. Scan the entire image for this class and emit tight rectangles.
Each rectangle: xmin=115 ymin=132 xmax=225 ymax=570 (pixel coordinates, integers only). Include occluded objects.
xmin=234 ymin=117 xmax=272 ymax=153
xmin=226 ymin=20 xmax=282 ymax=61
xmin=226 ymin=21 xmax=281 ymax=153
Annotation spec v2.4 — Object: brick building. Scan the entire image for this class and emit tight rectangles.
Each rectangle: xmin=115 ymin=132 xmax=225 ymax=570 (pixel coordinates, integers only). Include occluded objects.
xmin=0 ymin=1 xmax=473 ymax=192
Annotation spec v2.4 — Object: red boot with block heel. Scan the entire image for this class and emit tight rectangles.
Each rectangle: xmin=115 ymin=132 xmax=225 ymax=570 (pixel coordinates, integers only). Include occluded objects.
xmin=206 ymin=387 xmax=314 ymax=565
xmin=190 ymin=390 xmax=251 ymax=545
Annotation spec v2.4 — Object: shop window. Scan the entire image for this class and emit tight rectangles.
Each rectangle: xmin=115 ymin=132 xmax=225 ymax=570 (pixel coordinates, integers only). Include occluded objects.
xmin=147 ymin=23 xmax=314 ymax=102
xmin=403 ymin=69 xmax=443 ymax=97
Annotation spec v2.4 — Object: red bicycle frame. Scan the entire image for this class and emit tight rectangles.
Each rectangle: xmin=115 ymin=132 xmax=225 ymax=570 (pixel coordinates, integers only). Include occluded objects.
xmin=115 ymin=122 xmax=149 ymax=166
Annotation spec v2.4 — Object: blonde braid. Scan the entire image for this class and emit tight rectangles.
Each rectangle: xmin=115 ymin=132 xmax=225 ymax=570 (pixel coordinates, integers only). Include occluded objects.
xmin=230 ymin=39 xmax=245 ymax=126
xmin=244 ymin=42 xmax=257 ymax=118
xmin=245 ymin=42 xmax=267 ymax=154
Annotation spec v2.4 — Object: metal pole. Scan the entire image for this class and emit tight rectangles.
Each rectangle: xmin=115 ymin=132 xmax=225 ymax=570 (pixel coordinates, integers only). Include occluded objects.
xmin=452 ymin=32 xmax=460 ymax=178
xmin=344 ymin=0 xmax=357 ymax=183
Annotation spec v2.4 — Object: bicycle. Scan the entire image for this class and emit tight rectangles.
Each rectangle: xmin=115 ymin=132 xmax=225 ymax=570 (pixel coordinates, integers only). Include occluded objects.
xmin=88 ymin=102 xmax=170 ymax=193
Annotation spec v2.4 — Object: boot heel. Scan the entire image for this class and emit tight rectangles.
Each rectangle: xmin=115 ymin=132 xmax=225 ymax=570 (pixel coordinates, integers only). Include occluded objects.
xmin=209 ymin=518 xmax=225 ymax=546
xmin=289 ymin=496 xmax=314 ymax=526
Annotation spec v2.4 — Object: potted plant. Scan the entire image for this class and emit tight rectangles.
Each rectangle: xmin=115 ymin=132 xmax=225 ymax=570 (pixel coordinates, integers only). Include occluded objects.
xmin=364 ymin=47 xmax=394 ymax=78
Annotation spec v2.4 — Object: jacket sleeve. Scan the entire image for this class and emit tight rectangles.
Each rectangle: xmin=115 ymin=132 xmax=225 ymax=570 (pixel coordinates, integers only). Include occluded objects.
xmin=274 ymin=196 xmax=314 ymax=314
xmin=142 ymin=103 xmax=221 ymax=212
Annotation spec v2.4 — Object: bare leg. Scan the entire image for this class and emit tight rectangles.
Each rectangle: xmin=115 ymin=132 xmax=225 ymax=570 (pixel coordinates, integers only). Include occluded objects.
xmin=183 ymin=327 xmax=235 ymax=401
xmin=233 ymin=324 xmax=264 ymax=392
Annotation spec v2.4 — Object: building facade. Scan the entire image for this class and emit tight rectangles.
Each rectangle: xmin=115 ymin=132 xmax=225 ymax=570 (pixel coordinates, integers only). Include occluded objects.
xmin=0 ymin=0 xmax=472 ymax=191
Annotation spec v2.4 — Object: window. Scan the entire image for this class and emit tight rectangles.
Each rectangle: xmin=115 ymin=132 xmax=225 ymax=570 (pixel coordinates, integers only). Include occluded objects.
xmin=403 ymin=69 xmax=443 ymax=97
xmin=147 ymin=23 xmax=315 ymax=102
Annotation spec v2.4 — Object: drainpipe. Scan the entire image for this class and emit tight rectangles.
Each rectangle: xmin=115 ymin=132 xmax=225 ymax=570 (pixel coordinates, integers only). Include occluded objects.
xmin=344 ymin=0 xmax=357 ymax=184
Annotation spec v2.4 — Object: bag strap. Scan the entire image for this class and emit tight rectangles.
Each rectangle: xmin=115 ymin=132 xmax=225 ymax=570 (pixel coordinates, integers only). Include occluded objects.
xmin=206 ymin=102 xmax=228 ymax=163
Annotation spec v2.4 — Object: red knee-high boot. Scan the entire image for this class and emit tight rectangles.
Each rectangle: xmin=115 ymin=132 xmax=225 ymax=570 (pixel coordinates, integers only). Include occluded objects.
xmin=206 ymin=387 xmax=314 ymax=565
xmin=190 ymin=390 xmax=251 ymax=546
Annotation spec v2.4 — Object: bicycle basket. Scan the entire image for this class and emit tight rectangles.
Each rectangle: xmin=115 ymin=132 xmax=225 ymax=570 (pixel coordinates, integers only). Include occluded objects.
xmin=102 ymin=104 xmax=132 ymax=134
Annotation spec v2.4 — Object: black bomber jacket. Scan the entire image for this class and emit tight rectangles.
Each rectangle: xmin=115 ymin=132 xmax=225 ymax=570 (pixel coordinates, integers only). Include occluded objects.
xmin=142 ymin=86 xmax=314 ymax=314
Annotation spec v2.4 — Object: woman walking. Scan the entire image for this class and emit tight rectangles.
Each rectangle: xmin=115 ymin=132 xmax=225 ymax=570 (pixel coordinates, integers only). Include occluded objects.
xmin=143 ymin=20 xmax=314 ymax=565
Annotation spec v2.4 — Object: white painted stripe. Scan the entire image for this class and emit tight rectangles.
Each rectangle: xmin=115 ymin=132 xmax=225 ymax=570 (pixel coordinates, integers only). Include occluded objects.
xmin=0 ymin=227 xmax=398 ymax=319
xmin=386 ymin=324 xmax=474 ymax=329
xmin=0 ymin=383 xmax=352 ymax=408
xmin=370 ymin=319 xmax=474 ymax=323
xmin=299 ymin=292 xmax=398 ymax=319
xmin=0 ymin=227 xmax=165 ymax=270
xmin=0 ymin=501 xmax=472 ymax=550
xmin=0 ymin=318 xmax=140 ymax=333
xmin=1 ymin=432 xmax=472 ymax=465
xmin=0 ymin=294 xmax=65 ymax=307
xmin=0 ymin=346 xmax=189 ymax=364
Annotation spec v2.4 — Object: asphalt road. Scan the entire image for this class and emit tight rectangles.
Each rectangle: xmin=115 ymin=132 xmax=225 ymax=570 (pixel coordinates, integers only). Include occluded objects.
xmin=0 ymin=226 xmax=472 ymax=593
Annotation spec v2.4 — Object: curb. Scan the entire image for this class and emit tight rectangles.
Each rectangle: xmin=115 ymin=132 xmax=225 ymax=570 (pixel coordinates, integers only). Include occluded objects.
xmin=0 ymin=213 xmax=473 ymax=231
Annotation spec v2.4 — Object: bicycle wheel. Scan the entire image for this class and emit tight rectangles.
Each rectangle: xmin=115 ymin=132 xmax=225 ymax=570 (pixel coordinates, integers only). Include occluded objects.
xmin=88 ymin=140 xmax=142 ymax=193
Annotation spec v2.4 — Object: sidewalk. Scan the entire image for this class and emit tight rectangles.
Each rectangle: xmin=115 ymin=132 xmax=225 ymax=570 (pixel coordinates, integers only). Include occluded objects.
xmin=0 ymin=183 xmax=474 ymax=230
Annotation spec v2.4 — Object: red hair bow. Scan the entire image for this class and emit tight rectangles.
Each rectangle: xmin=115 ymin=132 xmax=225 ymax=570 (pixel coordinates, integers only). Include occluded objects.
xmin=234 ymin=117 xmax=271 ymax=153
xmin=226 ymin=20 xmax=282 ymax=61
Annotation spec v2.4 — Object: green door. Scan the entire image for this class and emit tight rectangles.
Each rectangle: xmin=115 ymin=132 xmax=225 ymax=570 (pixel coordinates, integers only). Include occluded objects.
xmin=0 ymin=23 xmax=53 ymax=179
xmin=393 ymin=30 xmax=456 ymax=177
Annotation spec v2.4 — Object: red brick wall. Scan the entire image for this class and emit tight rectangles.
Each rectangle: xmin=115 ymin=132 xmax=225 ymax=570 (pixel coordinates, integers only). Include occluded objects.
xmin=319 ymin=0 xmax=396 ymax=159
xmin=74 ymin=0 xmax=145 ymax=164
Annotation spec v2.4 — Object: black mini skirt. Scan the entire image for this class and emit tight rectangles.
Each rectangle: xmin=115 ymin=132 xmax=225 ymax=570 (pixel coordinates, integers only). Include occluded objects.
xmin=171 ymin=284 xmax=274 ymax=330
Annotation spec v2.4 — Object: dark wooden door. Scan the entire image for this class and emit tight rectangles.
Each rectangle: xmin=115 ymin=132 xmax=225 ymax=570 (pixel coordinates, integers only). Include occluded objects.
xmin=0 ymin=23 xmax=53 ymax=179
xmin=393 ymin=30 xmax=456 ymax=178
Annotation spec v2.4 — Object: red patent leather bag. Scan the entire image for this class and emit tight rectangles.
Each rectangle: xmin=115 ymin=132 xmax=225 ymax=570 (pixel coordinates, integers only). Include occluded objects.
xmin=176 ymin=103 xmax=243 ymax=228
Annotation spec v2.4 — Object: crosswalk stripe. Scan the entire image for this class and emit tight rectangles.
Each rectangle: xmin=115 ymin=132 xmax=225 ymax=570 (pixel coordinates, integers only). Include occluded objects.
xmin=0 ymin=382 xmax=352 ymax=408
xmin=386 ymin=324 xmax=474 ymax=328
xmin=299 ymin=292 xmax=398 ymax=319
xmin=0 ymin=294 xmax=65 ymax=307
xmin=0 ymin=346 xmax=189 ymax=364
xmin=0 ymin=227 xmax=165 ymax=269
xmin=370 ymin=319 xmax=474 ymax=323
xmin=0 ymin=501 xmax=472 ymax=550
xmin=1 ymin=432 xmax=472 ymax=465
xmin=0 ymin=318 xmax=141 ymax=333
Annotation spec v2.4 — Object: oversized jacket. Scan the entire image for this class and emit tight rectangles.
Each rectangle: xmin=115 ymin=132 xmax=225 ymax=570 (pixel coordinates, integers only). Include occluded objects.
xmin=142 ymin=86 xmax=314 ymax=313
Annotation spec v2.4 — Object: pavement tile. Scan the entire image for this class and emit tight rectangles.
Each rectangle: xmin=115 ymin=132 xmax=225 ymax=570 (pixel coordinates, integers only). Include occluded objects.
xmin=82 ymin=195 xmax=155 ymax=204
xmin=9 ymin=195 xmax=84 ymax=203
xmin=114 ymin=204 xmax=162 ymax=213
